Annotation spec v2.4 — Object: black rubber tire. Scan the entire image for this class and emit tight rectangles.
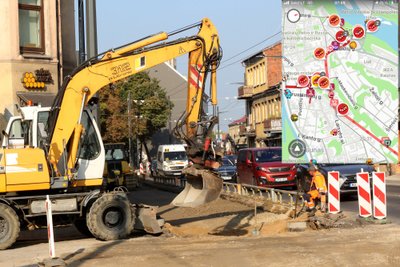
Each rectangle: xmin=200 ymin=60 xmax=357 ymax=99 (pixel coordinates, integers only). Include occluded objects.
xmin=86 ymin=193 xmax=134 ymax=241
xmin=0 ymin=203 xmax=20 ymax=250
xmin=124 ymin=175 xmax=136 ymax=191
xmin=73 ymin=218 xmax=93 ymax=237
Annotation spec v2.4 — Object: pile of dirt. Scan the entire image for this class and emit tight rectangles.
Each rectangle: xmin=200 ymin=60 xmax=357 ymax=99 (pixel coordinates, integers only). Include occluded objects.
xmin=159 ymin=198 xmax=289 ymax=238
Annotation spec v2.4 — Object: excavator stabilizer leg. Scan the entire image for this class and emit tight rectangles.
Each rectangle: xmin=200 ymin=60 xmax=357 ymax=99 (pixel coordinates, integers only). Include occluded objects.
xmin=171 ymin=165 xmax=223 ymax=207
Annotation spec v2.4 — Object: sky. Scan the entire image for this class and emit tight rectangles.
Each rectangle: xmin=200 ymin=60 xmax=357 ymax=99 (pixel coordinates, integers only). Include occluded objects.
xmin=93 ymin=0 xmax=282 ymax=131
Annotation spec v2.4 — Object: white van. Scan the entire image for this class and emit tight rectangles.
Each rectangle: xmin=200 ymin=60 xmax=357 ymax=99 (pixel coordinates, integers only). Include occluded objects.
xmin=156 ymin=144 xmax=188 ymax=177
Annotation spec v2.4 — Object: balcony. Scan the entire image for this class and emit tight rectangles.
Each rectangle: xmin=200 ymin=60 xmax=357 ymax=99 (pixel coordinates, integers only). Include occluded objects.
xmin=237 ymin=85 xmax=253 ymax=99
xmin=239 ymin=125 xmax=256 ymax=137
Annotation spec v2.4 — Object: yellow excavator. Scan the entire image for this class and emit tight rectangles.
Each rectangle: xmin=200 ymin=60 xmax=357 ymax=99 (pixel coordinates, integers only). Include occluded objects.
xmin=0 ymin=18 xmax=223 ymax=249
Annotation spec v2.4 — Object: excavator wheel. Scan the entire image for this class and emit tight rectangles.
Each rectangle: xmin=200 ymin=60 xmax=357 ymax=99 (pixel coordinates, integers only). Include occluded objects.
xmin=0 ymin=203 xmax=20 ymax=250
xmin=86 ymin=193 xmax=134 ymax=240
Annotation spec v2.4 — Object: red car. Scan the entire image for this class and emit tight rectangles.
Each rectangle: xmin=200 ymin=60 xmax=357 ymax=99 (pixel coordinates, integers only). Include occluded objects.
xmin=236 ymin=147 xmax=296 ymax=188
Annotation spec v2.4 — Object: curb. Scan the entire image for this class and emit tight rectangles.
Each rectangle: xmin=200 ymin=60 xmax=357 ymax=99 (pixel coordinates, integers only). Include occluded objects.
xmin=143 ymin=179 xmax=183 ymax=194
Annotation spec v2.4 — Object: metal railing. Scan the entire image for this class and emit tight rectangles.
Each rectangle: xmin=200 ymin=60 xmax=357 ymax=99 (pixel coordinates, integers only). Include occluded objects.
xmin=223 ymin=182 xmax=301 ymax=207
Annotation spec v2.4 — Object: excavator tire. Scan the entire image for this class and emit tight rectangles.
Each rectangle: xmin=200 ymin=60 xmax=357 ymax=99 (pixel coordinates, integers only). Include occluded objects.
xmin=124 ymin=174 xmax=137 ymax=191
xmin=0 ymin=203 xmax=20 ymax=250
xmin=86 ymin=193 xmax=134 ymax=241
xmin=73 ymin=218 xmax=93 ymax=237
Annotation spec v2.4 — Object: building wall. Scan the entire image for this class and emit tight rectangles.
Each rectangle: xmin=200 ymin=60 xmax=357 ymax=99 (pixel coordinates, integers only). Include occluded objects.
xmin=147 ymin=62 xmax=187 ymax=157
xmin=240 ymin=42 xmax=282 ymax=148
xmin=264 ymin=42 xmax=282 ymax=87
xmin=0 ymin=0 xmax=76 ymax=138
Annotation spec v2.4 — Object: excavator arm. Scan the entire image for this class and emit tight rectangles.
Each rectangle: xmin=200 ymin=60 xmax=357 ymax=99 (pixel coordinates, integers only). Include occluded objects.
xmin=46 ymin=18 xmax=223 ymax=207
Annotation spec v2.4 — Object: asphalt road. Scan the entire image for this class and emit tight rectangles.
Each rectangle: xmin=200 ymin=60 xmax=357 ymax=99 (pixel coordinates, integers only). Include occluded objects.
xmin=151 ymin=176 xmax=400 ymax=224
xmin=341 ymin=182 xmax=400 ymax=224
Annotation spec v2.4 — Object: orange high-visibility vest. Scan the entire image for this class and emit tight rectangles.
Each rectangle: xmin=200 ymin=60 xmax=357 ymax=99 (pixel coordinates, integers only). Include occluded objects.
xmin=310 ymin=171 xmax=327 ymax=192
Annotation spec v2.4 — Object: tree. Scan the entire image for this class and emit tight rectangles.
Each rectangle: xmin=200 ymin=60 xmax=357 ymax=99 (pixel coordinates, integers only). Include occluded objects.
xmin=99 ymin=72 xmax=174 ymax=160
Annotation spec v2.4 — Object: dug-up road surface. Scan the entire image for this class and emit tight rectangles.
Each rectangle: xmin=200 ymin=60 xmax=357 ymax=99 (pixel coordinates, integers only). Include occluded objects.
xmin=1 ymin=186 xmax=399 ymax=267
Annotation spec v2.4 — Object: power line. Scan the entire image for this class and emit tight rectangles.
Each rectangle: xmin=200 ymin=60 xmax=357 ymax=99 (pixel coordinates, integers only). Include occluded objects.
xmin=219 ymin=31 xmax=281 ymax=68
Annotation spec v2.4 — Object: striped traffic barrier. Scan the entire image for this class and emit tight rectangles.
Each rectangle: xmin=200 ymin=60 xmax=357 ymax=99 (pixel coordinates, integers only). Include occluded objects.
xmin=146 ymin=161 xmax=151 ymax=174
xmin=372 ymin=172 xmax=386 ymax=220
xmin=45 ymin=195 xmax=56 ymax=258
xmin=328 ymin=171 xmax=340 ymax=214
xmin=356 ymin=172 xmax=372 ymax=218
xmin=139 ymin=162 xmax=144 ymax=175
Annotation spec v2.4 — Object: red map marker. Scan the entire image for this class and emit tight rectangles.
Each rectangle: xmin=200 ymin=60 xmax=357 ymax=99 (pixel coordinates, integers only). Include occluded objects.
xmin=335 ymin=30 xmax=347 ymax=42
xmin=337 ymin=103 xmax=349 ymax=115
xmin=318 ymin=76 xmax=330 ymax=89
xmin=330 ymin=98 xmax=339 ymax=108
xmin=353 ymin=25 xmax=365 ymax=39
xmin=314 ymin=47 xmax=325 ymax=59
xmin=329 ymin=14 xmax=340 ymax=27
xmin=366 ymin=20 xmax=379 ymax=32
xmin=297 ymin=75 xmax=310 ymax=87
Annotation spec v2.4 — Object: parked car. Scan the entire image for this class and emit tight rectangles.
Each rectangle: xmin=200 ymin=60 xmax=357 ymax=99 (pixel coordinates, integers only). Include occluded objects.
xmin=236 ymin=147 xmax=297 ymax=188
xmin=216 ymin=157 xmax=237 ymax=182
xmin=296 ymin=163 xmax=375 ymax=195
xmin=225 ymin=154 xmax=238 ymax=165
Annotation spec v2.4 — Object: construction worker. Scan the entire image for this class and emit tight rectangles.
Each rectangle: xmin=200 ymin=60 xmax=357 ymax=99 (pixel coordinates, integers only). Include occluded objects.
xmin=303 ymin=165 xmax=327 ymax=212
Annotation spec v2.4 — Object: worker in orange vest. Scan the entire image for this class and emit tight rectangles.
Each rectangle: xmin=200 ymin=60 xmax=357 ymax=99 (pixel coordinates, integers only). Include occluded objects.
xmin=303 ymin=165 xmax=327 ymax=212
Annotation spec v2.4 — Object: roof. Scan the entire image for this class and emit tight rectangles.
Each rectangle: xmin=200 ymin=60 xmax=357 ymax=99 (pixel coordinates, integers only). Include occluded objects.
xmin=241 ymin=40 xmax=282 ymax=64
xmin=241 ymin=50 xmax=264 ymax=65
xmin=17 ymin=91 xmax=56 ymax=107
xmin=228 ymin=116 xmax=247 ymax=127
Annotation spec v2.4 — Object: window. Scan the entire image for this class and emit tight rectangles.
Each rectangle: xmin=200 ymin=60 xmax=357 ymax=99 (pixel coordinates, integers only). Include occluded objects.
xmin=164 ymin=151 xmax=187 ymax=161
xmin=238 ymin=150 xmax=246 ymax=163
xmin=18 ymin=0 xmax=44 ymax=54
xmin=255 ymin=149 xmax=282 ymax=163
xmin=9 ymin=119 xmax=31 ymax=147
xmin=247 ymin=151 xmax=253 ymax=162
xmin=78 ymin=111 xmax=101 ymax=160
xmin=37 ymin=111 xmax=49 ymax=147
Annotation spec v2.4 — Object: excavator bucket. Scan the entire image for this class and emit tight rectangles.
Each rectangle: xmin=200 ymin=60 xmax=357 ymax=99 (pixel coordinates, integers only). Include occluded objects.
xmin=172 ymin=166 xmax=223 ymax=207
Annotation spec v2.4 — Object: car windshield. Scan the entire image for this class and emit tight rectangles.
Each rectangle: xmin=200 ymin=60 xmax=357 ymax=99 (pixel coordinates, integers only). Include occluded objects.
xmin=222 ymin=158 xmax=234 ymax=166
xmin=164 ymin=151 xmax=187 ymax=161
xmin=255 ymin=150 xmax=281 ymax=162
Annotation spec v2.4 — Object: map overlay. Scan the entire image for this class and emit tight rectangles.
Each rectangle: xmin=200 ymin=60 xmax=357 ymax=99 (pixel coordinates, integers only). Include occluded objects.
xmin=282 ymin=0 xmax=398 ymax=163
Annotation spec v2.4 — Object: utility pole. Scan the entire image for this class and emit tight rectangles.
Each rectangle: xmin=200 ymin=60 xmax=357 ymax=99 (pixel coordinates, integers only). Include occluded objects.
xmin=85 ymin=0 xmax=100 ymax=124
xmin=77 ymin=0 xmax=85 ymax=64
xmin=127 ymin=92 xmax=133 ymax=167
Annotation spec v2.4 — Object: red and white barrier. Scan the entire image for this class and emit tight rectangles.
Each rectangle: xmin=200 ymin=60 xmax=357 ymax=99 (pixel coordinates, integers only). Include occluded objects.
xmin=139 ymin=162 xmax=144 ymax=175
xmin=372 ymin=172 xmax=387 ymax=220
xmin=45 ymin=195 xmax=56 ymax=258
xmin=356 ymin=172 xmax=372 ymax=218
xmin=328 ymin=171 xmax=340 ymax=214
xmin=146 ymin=161 xmax=151 ymax=174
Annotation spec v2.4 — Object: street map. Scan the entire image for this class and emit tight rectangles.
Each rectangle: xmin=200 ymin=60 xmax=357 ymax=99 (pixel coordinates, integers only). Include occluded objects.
xmin=282 ymin=0 xmax=398 ymax=163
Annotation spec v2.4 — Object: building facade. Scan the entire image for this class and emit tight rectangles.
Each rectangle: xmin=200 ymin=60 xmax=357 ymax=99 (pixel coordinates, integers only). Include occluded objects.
xmin=0 ymin=0 xmax=76 ymax=136
xmin=227 ymin=115 xmax=247 ymax=152
xmin=238 ymin=42 xmax=282 ymax=147
xmin=146 ymin=61 xmax=188 ymax=156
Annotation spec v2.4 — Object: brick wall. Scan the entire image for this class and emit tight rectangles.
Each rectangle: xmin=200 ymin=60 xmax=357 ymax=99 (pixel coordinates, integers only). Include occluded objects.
xmin=263 ymin=43 xmax=282 ymax=88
